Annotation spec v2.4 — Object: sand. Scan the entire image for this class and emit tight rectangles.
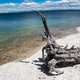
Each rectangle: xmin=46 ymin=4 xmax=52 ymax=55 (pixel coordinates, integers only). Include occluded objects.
xmin=0 ymin=27 xmax=80 ymax=80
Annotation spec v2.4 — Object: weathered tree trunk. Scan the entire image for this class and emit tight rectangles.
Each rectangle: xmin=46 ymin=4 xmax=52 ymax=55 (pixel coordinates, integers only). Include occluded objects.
xmin=34 ymin=11 xmax=59 ymax=47
xmin=34 ymin=11 xmax=80 ymax=74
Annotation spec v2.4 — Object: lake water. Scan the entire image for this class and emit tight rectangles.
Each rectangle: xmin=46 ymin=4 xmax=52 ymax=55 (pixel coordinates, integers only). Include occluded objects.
xmin=0 ymin=10 xmax=80 ymax=52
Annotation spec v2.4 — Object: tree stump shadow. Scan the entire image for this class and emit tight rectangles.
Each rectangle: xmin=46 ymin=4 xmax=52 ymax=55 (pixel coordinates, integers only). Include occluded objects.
xmin=33 ymin=58 xmax=62 ymax=76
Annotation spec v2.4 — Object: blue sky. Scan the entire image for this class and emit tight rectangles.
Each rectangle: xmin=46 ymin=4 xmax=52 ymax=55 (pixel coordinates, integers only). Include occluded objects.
xmin=0 ymin=0 xmax=80 ymax=13
xmin=0 ymin=0 xmax=61 ymax=4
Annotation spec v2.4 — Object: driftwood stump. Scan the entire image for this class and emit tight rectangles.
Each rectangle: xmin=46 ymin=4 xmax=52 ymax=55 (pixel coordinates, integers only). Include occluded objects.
xmin=34 ymin=11 xmax=80 ymax=74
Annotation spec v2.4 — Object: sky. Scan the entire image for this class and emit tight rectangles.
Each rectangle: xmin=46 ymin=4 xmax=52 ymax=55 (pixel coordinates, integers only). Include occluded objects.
xmin=0 ymin=0 xmax=80 ymax=13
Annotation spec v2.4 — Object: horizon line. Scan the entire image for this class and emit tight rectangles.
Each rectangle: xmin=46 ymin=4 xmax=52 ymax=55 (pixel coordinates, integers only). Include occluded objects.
xmin=0 ymin=9 xmax=80 ymax=14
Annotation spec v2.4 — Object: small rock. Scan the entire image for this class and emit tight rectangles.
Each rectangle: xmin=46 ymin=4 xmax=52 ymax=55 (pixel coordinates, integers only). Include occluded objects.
xmin=38 ymin=77 xmax=46 ymax=79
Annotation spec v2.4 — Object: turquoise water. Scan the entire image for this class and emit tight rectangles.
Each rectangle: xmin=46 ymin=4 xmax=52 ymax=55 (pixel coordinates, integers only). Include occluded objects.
xmin=0 ymin=10 xmax=80 ymax=43
xmin=0 ymin=12 xmax=43 ymax=42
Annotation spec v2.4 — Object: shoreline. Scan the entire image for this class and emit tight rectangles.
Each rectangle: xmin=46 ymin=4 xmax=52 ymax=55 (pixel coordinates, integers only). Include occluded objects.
xmin=0 ymin=27 xmax=80 ymax=80
xmin=0 ymin=27 xmax=78 ymax=65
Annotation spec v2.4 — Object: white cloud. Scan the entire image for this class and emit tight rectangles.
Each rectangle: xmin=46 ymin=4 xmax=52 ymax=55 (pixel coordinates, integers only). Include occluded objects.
xmin=0 ymin=0 xmax=80 ymax=13
xmin=0 ymin=3 xmax=18 ymax=8
xmin=24 ymin=0 xmax=34 ymax=2
xmin=18 ymin=2 xmax=40 ymax=10
xmin=19 ymin=2 xmax=37 ymax=6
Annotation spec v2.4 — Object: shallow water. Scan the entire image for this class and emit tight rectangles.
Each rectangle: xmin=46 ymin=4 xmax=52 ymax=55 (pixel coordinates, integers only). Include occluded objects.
xmin=0 ymin=10 xmax=80 ymax=65
xmin=0 ymin=10 xmax=80 ymax=43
